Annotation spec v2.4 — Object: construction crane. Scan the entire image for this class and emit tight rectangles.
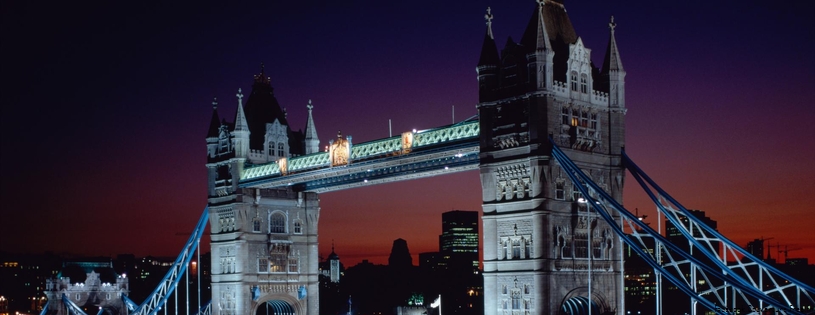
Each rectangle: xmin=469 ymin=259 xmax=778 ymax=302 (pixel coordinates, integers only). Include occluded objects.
xmin=778 ymin=245 xmax=803 ymax=262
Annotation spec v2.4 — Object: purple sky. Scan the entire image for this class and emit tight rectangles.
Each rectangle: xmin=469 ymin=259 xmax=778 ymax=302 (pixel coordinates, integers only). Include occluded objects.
xmin=2 ymin=0 xmax=813 ymax=266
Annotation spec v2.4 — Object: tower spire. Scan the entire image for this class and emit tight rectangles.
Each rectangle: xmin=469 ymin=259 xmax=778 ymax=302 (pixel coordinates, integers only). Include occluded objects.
xmin=485 ymin=7 xmax=495 ymax=40
xmin=534 ymin=0 xmax=553 ymax=51
xmin=207 ymin=97 xmax=220 ymax=138
xmin=304 ymin=99 xmax=320 ymax=154
xmin=602 ymin=15 xmax=626 ymax=109
xmin=602 ymin=16 xmax=624 ymax=73
xmin=232 ymin=88 xmax=250 ymax=158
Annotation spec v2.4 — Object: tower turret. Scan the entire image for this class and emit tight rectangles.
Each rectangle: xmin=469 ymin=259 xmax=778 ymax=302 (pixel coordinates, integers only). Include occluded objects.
xmin=232 ymin=88 xmax=250 ymax=159
xmin=206 ymin=98 xmax=221 ymax=160
xmin=304 ymin=99 xmax=320 ymax=154
xmin=524 ymin=0 xmax=555 ymax=91
xmin=476 ymin=7 xmax=500 ymax=102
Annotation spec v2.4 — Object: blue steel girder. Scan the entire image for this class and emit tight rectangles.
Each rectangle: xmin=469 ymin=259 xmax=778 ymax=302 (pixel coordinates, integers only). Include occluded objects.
xmin=240 ymin=119 xmax=480 ymax=193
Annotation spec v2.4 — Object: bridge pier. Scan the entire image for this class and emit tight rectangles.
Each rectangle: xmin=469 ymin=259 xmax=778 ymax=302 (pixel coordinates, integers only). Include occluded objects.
xmin=208 ymin=183 xmax=320 ymax=315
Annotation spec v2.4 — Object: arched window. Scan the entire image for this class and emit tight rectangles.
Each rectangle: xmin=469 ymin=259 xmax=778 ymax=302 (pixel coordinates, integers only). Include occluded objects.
xmin=580 ymin=74 xmax=588 ymax=93
xmin=570 ymin=72 xmax=578 ymax=91
xmin=268 ymin=142 xmax=275 ymax=156
xmin=278 ymin=143 xmax=284 ymax=157
xmin=269 ymin=212 xmax=286 ymax=234
xmin=252 ymin=218 xmax=261 ymax=233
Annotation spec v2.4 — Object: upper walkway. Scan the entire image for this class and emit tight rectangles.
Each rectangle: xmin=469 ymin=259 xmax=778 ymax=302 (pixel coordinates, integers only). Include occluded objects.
xmin=240 ymin=117 xmax=480 ymax=193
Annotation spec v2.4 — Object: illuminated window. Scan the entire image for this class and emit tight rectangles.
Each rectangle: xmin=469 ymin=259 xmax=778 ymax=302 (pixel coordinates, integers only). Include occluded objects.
xmin=269 ymin=212 xmax=286 ymax=234
xmin=270 ymin=252 xmax=286 ymax=273
xmin=580 ymin=74 xmax=588 ymax=93
xmin=570 ymin=72 xmax=578 ymax=91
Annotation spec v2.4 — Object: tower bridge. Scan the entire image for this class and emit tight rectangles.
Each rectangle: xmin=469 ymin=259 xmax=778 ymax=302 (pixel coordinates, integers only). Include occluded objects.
xmin=41 ymin=1 xmax=815 ymax=315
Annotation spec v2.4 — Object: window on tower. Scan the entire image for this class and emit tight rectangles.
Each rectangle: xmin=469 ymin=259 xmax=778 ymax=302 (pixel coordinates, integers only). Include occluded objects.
xmin=293 ymin=220 xmax=302 ymax=234
xmin=269 ymin=212 xmax=286 ymax=234
xmin=570 ymin=72 xmax=578 ymax=91
xmin=556 ymin=181 xmax=565 ymax=200
xmin=253 ymin=218 xmax=261 ymax=233
xmin=269 ymin=142 xmax=275 ymax=156
xmin=258 ymin=258 xmax=269 ymax=273
xmin=580 ymin=74 xmax=588 ymax=93
xmin=278 ymin=143 xmax=284 ymax=157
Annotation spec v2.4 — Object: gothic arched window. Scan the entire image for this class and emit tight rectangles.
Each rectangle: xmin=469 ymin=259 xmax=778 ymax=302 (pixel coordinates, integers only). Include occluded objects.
xmin=580 ymin=74 xmax=588 ymax=93
xmin=269 ymin=212 xmax=286 ymax=234
xmin=570 ymin=72 xmax=578 ymax=91
xmin=269 ymin=142 xmax=275 ymax=156
xmin=278 ymin=143 xmax=284 ymax=157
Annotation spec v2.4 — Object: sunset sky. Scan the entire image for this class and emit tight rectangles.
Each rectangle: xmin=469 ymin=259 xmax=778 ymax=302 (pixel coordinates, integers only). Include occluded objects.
xmin=2 ymin=0 xmax=813 ymax=267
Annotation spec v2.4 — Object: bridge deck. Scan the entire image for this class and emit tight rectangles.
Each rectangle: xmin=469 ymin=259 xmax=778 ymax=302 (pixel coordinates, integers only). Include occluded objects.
xmin=240 ymin=118 xmax=480 ymax=193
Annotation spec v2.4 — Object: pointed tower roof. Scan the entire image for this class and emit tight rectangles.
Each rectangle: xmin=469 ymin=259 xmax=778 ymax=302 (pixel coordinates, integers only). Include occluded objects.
xmin=233 ymin=88 xmax=249 ymax=132
xmin=243 ymin=64 xmax=291 ymax=150
xmin=304 ymin=99 xmax=318 ymax=140
xmin=532 ymin=0 xmax=552 ymax=51
xmin=478 ymin=7 xmax=500 ymax=67
xmin=207 ymin=97 xmax=221 ymax=138
xmin=328 ymin=241 xmax=339 ymax=260
xmin=602 ymin=16 xmax=625 ymax=73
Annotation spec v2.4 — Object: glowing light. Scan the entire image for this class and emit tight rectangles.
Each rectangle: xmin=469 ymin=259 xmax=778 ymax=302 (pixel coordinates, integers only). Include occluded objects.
xmin=577 ymin=197 xmax=587 ymax=204
xmin=444 ymin=166 xmax=449 ymax=170
xmin=364 ymin=179 xmax=368 ymax=183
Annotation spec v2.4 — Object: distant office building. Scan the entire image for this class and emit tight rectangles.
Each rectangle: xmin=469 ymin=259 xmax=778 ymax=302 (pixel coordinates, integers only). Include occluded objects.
xmin=745 ymin=238 xmax=766 ymax=260
xmin=665 ymin=209 xmax=720 ymax=256
xmin=439 ymin=210 xmax=479 ymax=272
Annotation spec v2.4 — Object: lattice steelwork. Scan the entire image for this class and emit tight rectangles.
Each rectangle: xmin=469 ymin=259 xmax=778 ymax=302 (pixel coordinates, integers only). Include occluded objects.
xmin=241 ymin=119 xmax=480 ymax=183
xmin=624 ymin=153 xmax=815 ymax=313
xmin=550 ymin=140 xmax=812 ymax=315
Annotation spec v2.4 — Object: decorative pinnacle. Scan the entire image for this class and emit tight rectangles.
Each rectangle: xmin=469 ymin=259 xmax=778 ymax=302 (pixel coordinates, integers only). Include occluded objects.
xmin=485 ymin=7 xmax=493 ymax=24
xmin=260 ymin=62 xmax=265 ymax=75
xmin=236 ymin=88 xmax=244 ymax=104
xmin=212 ymin=97 xmax=218 ymax=110
xmin=609 ymin=15 xmax=617 ymax=31
xmin=307 ymin=99 xmax=313 ymax=111
xmin=337 ymin=130 xmax=342 ymax=138
xmin=536 ymin=0 xmax=545 ymax=7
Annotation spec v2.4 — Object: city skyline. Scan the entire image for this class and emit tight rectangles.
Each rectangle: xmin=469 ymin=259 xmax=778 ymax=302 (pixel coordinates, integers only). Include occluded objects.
xmin=2 ymin=0 xmax=814 ymax=267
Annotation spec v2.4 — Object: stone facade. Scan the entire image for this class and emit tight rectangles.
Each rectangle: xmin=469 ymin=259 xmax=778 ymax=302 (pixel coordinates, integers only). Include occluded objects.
xmin=477 ymin=1 xmax=626 ymax=314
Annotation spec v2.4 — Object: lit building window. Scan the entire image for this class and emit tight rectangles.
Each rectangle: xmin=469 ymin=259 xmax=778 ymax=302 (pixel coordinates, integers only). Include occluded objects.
xmin=288 ymin=256 xmax=299 ymax=273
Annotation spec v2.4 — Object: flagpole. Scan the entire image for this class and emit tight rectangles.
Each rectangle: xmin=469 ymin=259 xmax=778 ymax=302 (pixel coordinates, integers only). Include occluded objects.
xmin=438 ymin=294 xmax=442 ymax=315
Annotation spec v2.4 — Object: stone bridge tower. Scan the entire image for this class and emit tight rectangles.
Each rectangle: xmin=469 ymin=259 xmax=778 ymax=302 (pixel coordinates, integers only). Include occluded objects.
xmin=205 ymin=68 xmax=321 ymax=315
xmin=477 ymin=1 xmax=626 ymax=314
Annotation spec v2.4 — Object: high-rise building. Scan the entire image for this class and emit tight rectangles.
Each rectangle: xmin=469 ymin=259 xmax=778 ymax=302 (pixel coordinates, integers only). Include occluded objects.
xmin=439 ymin=210 xmax=479 ymax=271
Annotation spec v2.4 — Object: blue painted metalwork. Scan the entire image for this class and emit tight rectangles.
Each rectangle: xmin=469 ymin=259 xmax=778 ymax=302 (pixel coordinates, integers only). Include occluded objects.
xmin=550 ymin=140 xmax=806 ymax=314
xmin=132 ymin=207 xmax=209 ymax=315
xmin=623 ymin=152 xmax=815 ymax=311
xmin=61 ymin=293 xmax=88 ymax=315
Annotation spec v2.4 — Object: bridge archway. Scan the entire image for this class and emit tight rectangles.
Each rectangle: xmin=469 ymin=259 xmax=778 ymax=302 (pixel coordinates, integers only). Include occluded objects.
xmin=559 ymin=296 xmax=599 ymax=315
xmin=254 ymin=297 xmax=299 ymax=315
